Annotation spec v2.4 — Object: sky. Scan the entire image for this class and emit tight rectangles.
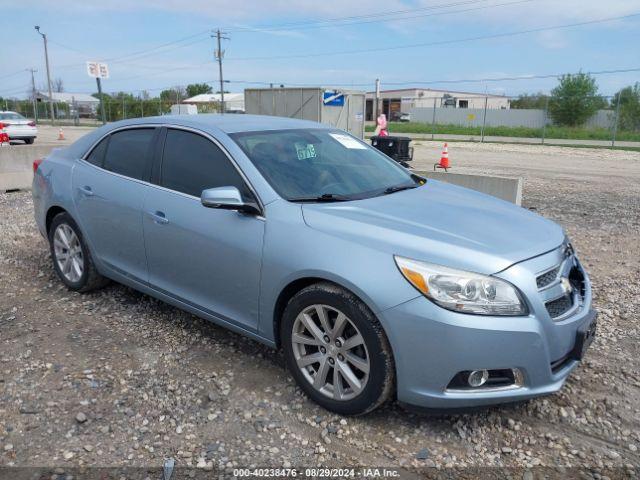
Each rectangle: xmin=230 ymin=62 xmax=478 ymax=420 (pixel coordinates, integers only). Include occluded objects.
xmin=1 ymin=0 xmax=639 ymax=99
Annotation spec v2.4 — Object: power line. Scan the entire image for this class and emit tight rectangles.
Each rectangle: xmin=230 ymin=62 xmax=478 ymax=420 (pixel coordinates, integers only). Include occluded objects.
xmin=109 ymin=67 xmax=640 ymax=95
xmin=0 ymin=69 xmax=28 ymax=81
xmin=226 ymin=12 xmax=640 ymax=61
xmin=52 ymin=32 xmax=211 ymax=72
xmin=3 ymin=65 xmax=637 ymax=99
xmin=230 ymin=0 xmax=532 ymax=33
xmin=226 ymin=0 xmax=492 ymax=31
xmin=28 ymin=1 xmax=517 ymax=76
xmin=380 ymin=68 xmax=640 ymax=86
xmin=104 ymin=33 xmax=211 ymax=64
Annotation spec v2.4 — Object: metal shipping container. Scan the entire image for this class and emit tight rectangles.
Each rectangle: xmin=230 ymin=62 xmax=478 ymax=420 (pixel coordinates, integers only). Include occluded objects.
xmin=244 ymin=88 xmax=366 ymax=138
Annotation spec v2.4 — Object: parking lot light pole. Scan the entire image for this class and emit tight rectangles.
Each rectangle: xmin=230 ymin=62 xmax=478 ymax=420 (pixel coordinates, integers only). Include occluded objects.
xmin=34 ymin=26 xmax=55 ymax=125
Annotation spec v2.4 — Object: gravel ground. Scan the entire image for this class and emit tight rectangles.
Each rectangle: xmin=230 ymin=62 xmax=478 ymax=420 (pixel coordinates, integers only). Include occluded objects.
xmin=0 ymin=141 xmax=639 ymax=478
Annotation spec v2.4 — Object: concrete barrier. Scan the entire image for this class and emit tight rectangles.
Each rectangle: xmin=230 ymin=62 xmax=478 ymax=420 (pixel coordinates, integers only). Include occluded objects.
xmin=0 ymin=145 xmax=58 ymax=191
xmin=414 ymin=170 xmax=523 ymax=205
xmin=2 ymin=145 xmax=523 ymax=205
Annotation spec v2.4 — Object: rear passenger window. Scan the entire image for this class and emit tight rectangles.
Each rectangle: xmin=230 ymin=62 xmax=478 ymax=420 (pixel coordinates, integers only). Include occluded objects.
xmin=161 ymin=129 xmax=250 ymax=198
xmin=103 ymin=128 xmax=155 ymax=180
xmin=85 ymin=137 xmax=109 ymax=167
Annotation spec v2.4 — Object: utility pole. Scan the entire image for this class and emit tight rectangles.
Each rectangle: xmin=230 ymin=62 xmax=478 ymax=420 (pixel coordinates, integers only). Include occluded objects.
xmin=214 ymin=29 xmax=229 ymax=114
xmin=27 ymin=68 xmax=38 ymax=121
xmin=34 ymin=26 xmax=55 ymax=125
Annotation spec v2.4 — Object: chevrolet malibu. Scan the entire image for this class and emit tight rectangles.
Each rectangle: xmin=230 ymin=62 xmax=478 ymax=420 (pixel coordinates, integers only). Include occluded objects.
xmin=32 ymin=115 xmax=597 ymax=415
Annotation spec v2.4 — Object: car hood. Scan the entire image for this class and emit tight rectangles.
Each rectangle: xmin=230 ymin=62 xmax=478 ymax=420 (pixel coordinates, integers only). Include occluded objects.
xmin=301 ymin=180 xmax=565 ymax=275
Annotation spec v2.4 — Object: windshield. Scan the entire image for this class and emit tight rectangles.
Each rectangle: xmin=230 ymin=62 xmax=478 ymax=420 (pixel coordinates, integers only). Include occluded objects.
xmin=231 ymin=129 xmax=419 ymax=201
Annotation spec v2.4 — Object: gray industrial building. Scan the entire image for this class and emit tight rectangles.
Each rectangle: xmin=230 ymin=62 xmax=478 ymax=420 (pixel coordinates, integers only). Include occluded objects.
xmin=245 ymin=87 xmax=366 ymax=138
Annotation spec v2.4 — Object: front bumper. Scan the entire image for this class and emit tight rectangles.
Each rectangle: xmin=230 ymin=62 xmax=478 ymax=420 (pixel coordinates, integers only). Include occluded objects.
xmin=379 ymin=245 xmax=596 ymax=409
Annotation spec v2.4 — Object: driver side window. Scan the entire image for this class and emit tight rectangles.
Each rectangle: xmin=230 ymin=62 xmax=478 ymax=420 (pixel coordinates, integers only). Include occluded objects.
xmin=160 ymin=129 xmax=251 ymax=199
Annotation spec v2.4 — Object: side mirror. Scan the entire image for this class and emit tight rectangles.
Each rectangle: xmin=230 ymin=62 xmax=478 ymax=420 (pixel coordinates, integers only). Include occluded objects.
xmin=201 ymin=186 xmax=261 ymax=215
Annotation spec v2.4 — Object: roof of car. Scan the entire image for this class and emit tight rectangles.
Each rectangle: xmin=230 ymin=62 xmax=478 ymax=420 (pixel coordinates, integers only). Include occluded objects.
xmin=116 ymin=114 xmax=329 ymax=134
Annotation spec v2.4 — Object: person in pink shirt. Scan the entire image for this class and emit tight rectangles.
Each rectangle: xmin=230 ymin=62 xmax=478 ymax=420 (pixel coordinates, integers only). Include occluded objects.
xmin=373 ymin=113 xmax=388 ymax=136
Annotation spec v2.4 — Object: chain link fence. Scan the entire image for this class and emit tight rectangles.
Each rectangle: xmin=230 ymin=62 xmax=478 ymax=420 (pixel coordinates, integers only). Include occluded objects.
xmin=3 ymin=94 xmax=639 ymax=148
xmin=2 ymin=98 xmax=223 ymax=127
xmin=367 ymin=94 xmax=639 ymax=148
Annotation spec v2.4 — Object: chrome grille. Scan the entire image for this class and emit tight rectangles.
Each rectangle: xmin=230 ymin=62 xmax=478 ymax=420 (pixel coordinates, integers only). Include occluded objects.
xmin=546 ymin=294 xmax=573 ymax=318
xmin=536 ymin=266 xmax=560 ymax=289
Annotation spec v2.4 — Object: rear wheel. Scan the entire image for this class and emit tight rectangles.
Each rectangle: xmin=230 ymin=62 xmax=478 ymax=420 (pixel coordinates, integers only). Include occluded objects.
xmin=281 ymin=282 xmax=394 ymax=415
xmin=48 ymin=212 xmax=109 ymax=292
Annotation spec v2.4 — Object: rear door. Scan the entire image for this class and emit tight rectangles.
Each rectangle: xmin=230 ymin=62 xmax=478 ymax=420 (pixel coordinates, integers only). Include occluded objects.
xmin=142 ymin=127 xmax=265 ymax=331
xmin=72 ymin=127 xmax=158 ymax=283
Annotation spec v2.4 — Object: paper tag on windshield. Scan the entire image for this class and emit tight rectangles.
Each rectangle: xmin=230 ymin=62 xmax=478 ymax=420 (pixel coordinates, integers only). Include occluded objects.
xmin=295 ymin=142 xmax=316 ymax=160
xmin=329 ymin=133 xmax=367 ymax=149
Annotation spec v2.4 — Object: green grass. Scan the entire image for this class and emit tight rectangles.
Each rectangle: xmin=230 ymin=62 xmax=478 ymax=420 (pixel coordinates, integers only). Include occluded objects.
xmin=412 ymin=139 xmax=640 ymax=152
xmin=365 ymin=122 xmax=640 ymax=142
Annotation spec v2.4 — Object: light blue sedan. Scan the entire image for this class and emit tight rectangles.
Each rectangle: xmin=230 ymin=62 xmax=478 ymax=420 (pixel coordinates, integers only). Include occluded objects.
xmin=32 ymin=115 xmax=597 ymax=415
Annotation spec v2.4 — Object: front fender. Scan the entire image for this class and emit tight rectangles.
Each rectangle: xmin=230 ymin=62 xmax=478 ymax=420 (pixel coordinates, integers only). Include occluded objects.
xmin=257 ymin=200 xmax=420 ymax=342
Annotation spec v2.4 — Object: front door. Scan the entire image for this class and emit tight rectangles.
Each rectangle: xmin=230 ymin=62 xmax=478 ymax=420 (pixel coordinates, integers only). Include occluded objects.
xmin=143 ymin=127 xmax=265 ymax=331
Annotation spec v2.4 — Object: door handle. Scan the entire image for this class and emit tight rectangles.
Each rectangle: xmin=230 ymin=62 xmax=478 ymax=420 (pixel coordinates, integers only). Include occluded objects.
xmin=78 ymin=186 xmax=94 ymax=197
xmin=148 ymin=210 xmax=169 ymax=225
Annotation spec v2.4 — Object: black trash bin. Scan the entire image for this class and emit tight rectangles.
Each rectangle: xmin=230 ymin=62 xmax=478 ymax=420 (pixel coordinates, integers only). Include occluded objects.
xmin=370 ymin=136 xmax=414 ymax=166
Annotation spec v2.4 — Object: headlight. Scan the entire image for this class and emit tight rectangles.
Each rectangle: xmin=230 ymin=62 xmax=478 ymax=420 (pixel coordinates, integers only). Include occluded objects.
xmin=394 ymin=256 xmax=527 ymax=316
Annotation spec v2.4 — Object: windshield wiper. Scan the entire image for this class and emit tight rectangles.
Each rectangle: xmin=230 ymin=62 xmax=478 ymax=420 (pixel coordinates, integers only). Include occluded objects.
xmin=383 ymin=184 xmax=419 ymax=195
xmin=289 ymin=193 xmax=353 ymax=202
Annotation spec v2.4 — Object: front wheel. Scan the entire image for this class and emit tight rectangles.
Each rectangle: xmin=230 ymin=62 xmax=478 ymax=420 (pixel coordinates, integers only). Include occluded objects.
xmin=24 ymin=138 xmax=35 ymax=145
xmin=281 ymin=282 xmax=395 ymax=415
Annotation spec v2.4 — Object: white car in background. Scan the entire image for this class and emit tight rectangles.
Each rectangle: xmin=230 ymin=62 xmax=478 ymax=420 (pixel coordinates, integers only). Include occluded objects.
xmin=0 ymin=111 xmax=38 ymax=144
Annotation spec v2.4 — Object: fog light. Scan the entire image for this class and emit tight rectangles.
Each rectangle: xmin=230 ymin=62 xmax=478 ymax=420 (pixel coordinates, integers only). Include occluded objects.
xmin=468 ymin=369 xmax=489 ymax=387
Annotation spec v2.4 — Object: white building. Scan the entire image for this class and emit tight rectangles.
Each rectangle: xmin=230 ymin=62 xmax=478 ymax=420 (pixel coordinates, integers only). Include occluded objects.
xmin=36 ymin=91 xmax=100 ymax=106
xmin=36 ymin=91 xmax=100 ymax=118
xmin=183 ymin=93 xmax=245 ymax=113
xmin=365 ymin=88 xmax=510 ymax=121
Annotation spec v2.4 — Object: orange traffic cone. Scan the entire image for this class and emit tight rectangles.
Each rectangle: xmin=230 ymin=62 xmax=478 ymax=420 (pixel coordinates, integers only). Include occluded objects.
xmin=58 ymin=128 xmax=65 ymax=141
xmin=434 ymin=143 xmax=450 ymax=171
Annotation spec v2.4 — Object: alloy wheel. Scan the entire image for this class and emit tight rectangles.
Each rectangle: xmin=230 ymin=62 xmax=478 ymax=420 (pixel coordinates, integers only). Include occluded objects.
xmin=53 ymin=224 xmax=84 ymax=283
xmin=291 ymin=304 xmax=370 ymax=401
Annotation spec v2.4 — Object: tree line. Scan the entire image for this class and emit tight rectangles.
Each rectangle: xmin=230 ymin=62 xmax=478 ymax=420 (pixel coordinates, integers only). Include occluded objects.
xmin=511 ymin=73 xmax=640 ymax=130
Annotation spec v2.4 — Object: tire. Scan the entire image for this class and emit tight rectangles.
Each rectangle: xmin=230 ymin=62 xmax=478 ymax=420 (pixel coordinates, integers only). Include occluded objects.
xmin=281 ymin=282 xmax=395 ymax=415
xmin=48 ymin=212 xmax=109 ymax=292
xmin=24 ymin=138 xmax=35 ymax=145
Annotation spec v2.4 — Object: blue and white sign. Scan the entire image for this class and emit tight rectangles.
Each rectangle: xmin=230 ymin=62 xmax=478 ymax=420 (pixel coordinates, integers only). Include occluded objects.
xmin=323 ymin=90 xmax=345 ymax=106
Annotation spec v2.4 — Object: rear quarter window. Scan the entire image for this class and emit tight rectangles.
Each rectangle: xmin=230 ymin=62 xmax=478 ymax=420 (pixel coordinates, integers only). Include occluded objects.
xmin=85 ymin=137 xmax=109 ymax=167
